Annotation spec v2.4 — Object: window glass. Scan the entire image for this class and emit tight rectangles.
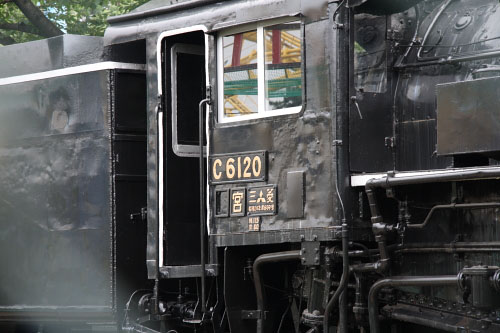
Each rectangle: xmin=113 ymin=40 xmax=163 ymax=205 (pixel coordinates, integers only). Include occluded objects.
xmin=223 ymin=31 xmax=258 ymax=117
xmin=354 ymin=14 xmax=387 ymax=93
xmin=264 ymin=23 xmax=302 ymax=110
xmin=219 ymin=20 xmax=303 ymax=123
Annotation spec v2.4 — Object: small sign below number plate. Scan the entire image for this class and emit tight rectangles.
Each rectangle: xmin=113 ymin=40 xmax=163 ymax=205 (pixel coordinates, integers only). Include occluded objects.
xmin=247 ymin=185 xmax=277 ymax=216
xmin=248 ymin=216 xmax=261 ymax=231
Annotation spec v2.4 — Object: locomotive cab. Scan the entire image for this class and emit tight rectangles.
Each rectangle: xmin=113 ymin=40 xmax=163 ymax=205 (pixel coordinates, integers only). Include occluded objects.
xmin=104 ymin=0 xmax=346 ymax=331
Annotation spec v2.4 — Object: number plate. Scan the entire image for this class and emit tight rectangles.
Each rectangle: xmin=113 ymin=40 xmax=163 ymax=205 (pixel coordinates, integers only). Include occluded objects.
xmin=209 ymin=151 xmax=267 ymax=184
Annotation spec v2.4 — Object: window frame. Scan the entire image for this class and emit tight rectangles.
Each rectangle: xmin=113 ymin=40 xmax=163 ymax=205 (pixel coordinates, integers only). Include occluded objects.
xmin=217 ymin=17 xmax=304 ymax=124
xmin=170 ymin=42 xmax=207 ymax=157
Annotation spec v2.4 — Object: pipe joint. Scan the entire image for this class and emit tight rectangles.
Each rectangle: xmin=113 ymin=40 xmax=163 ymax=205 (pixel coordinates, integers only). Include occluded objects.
xmin=372 ymin=223 xmax=393 ymax=236
xmin=374 ymin=258 xmax=390 ymax=273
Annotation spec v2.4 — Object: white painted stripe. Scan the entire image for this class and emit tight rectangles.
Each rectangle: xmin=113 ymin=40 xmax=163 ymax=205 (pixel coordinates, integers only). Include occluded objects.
xmin=350 ymin=166 xmax=500 ymax=187
xmin=0 ymin=61 xmax=146 ymax=86
xmin=155 ymin=25 xmax=210 ymax=259
xmin=158 ymin=110 xmax=164 ymax=268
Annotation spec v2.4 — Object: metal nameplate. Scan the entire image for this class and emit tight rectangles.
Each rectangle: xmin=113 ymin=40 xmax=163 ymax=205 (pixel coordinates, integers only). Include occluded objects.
xmin=209 ymin=151 xmax=267 ymax=184
xmin=230 ymin=188 xmax=246 ymax=217
xmin=248 ymin=216 xmax=262 ymax=231
xmin=247 ymin=185 xmax=277 ymax=216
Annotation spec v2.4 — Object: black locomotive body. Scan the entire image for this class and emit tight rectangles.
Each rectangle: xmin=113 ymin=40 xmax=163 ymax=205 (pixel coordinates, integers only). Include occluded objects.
xmin=2 ymin=0 xmax=500 ymax=332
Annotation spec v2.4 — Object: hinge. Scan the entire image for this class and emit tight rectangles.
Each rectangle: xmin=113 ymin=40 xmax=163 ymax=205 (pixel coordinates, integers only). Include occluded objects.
xmin=206 ymin=85 xmax=213 ymax=103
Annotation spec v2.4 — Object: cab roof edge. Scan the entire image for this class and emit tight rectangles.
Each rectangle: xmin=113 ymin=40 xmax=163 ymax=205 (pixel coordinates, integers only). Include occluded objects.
xmin=107 ymin=0 xmax=221 ymax=24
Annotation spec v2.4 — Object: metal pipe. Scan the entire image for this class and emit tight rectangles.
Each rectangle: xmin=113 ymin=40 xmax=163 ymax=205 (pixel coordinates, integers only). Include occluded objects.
xmin=350 ymin=239 xmax=389 ymax=273
xmin=253 ymin=250 xmax=301 ymax=333
xmin=366 ymin=168 xmax=500 ymax=190
xmin=339 ymin=289 xmax=347 ymax=332
xmin=323 ymin=223 xmax=349 ymax=333
xmin=154 ymin=102 xmax=163 ymax=315
xmin=400 ymin=241 xmax=500 ymax=248
xmin=368 ymin=275 xmax=458 ymax=333
xmin=396 ymin=247 xmax=500 ymax=254
xmin=407 ymin=202 xmax=500 ymax=229
xmin=397 ymin=48 xmax=500 ymax=69
xmin=388 ymin=310 xmax=457 ymax=332
xmin=328 ymin=1 xmax=351 ymax=330
xmin=363 ymin=180 xmax=391 ymax=274
xmin=199 ymin=98 xmax=210 ymax=314
xmin=386 ymin=242 xmax=500 ymax=254
xmin=363 ymin=168 xmax=500 ymax=274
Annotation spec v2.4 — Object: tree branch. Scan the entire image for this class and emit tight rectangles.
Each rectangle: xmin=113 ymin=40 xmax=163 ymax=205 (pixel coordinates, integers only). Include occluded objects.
xmin=0 ymin=22 xmax=39 ymax=34
xmin=12 ymin=0 xmax=63 ymax=37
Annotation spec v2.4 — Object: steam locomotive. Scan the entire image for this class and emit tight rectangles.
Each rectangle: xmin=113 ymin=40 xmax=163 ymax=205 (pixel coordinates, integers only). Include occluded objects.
xmin=2 ymin=0 xmax=500 ymax=332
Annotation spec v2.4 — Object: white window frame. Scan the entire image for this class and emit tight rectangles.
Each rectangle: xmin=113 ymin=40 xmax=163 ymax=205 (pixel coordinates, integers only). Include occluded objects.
xmin=217 ymin=17 xmax=303 ymax=123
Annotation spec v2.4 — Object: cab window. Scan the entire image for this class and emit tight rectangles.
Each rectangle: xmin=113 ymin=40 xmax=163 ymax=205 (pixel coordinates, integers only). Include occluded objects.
xmin=218 ymin=20 xmax=302 ymax=123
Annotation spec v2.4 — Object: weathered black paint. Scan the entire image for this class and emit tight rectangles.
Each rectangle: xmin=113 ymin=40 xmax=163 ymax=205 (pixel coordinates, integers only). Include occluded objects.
xmin=0 ymin=37 xmax=148 ymax=325
xmin=437 ymin=76 xmax=500 ymax=156
xmin=0 ymin=35 xmax=103 ymax=79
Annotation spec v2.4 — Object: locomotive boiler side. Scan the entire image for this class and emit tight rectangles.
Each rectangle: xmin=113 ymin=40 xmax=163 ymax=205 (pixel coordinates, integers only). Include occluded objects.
xmin=350 ymin=0 xmax=500 ymax=332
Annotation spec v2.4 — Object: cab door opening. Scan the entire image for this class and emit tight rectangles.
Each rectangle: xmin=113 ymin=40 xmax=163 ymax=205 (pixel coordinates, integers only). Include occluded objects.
xmin=160 ymin=30 xmax=207 ymax=270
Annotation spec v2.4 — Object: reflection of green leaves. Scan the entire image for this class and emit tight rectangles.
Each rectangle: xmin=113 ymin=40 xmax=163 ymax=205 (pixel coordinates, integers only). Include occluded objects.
xmin=355 ymin=42 xmax=366 ymax=54
xmin=0 ymin=0 xmax=149 ymax=44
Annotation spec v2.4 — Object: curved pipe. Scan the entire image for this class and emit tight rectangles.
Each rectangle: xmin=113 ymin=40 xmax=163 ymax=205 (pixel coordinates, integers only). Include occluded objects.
xmin=363 ymin=167 xmax=500 ymax=274
xmin=407 ymin=202 xmax=500 ymax=229
xmin=368 ymin=275 xmax=458 ymax=333
xmin=253 ymin=250 xmax=301 ymax=333
xmin=323 ymin=223 xmax=349 ymax=333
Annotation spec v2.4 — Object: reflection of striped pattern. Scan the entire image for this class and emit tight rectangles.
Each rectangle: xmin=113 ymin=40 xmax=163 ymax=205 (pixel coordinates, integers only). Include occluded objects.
xmin=224 ymin=77 xmax=302 ymax=97
xmin=224 ymin=67 xmax=302 ymax=116
xmin=223 ymin=26 xmax=302 ymax=117
xmin=224 ymin=95 xmax=256 ymax=116
xmin=225 ymin=31 xmax=301 ymax=66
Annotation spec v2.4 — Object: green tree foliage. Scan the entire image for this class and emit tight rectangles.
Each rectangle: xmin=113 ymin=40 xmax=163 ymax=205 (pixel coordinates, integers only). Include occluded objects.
xmin=0 ymin=0 xmax=149 ymax=45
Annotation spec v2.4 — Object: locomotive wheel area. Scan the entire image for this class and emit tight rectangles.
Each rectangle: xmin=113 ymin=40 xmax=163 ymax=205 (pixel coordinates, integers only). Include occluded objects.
xmin=2 ymin=0 xmax=500 ymax=332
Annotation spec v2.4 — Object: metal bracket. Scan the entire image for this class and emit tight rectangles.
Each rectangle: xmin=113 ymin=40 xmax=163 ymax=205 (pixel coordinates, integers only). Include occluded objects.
xmin=351 ymin=95 xmax=363 ymax=119
xmin=332 ymin=139 xmax=343 ymax=146
xmin=241 ymin=310 xmax=268 ymax=320
xmin=300 ymin=241 xmax=322 ymax=266
xmin=130 ymin=207 xmax=147 ymax=222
